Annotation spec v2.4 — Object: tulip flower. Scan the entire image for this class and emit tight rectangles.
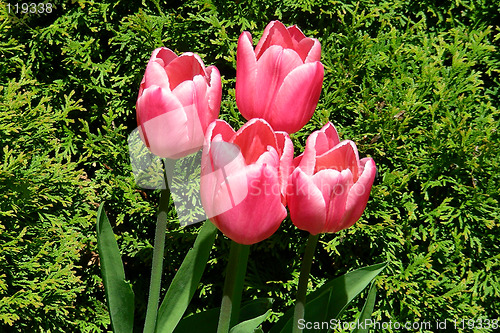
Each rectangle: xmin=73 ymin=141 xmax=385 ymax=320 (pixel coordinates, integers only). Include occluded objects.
xmin=287 ymin=122 xmax=376 ymax=235
xmin=200 ymin=118 xmax=294 ymax=245
xmin=236 ymin=20 xmax=324 ymax=134
xmin=136 ymin=47 xmax=222 ymax=159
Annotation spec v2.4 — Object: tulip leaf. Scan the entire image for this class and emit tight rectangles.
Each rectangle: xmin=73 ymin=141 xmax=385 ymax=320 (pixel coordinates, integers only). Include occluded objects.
xmin=239 ymin=298 xmax=274 ymax=322
xmin=350 ymin=282 xmax=378 ymax=333
xmin=96 ymin=203 xmax=135 ymax=333
xmin=155 ymin=221 xmax=217 ymax=333
xmin=174 ymin=307 xmax=220 ymax=333
xmin=229 ymin=310 xmax=270 ymax=333
xmin=173 ymin=298 xmax=274 ymax=333
xmin=270 ymin=262 xmax=387 ymax=333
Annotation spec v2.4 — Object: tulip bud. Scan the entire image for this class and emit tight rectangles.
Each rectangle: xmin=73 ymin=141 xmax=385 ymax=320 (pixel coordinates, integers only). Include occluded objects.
xmin=236 ymin=20 xmax=324 ymax=134
xmin=136 ymin=47 xmax=222 ymax=159
xmin=201 ymin=119 xmax=294 ymax=245
xmin=287 ymin=122 xmax=376 ymax=234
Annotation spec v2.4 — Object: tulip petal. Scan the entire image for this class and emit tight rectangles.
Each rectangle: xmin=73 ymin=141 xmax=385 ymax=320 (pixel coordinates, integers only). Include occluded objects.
xmin=312 ymin=169 xmax=353 ymax=233
xmin=320 ymin=122 xmax=341 ymax=149
xmin=165 ymin=53 xmax=206 ymax=90
xmin=191 ymin=74 xmax=211 ymax=131
xmin=287 ymin=25 xmax=306 ymax=46
xmin=288 ymin=168 xmax=327 ymax=235
xmin=294 ymin=38 xmax=316 ymax=62
xmin=255 ymin=21 xmax=294 ymax=59
xmin=205 ymin=65 xmax=222 ymax=123
xmin=271 ymin=61 xmax=324 ymax=133
xmin=201 ymin=137 xmax=248 ymax=219
xmin=136 ymin=85 xmax=183 ymax=124
xmin=232 ymin=119 xmax=278 ymax=165
xmin=315 ymin=140 xmax=360 ymax=180
xmin=275 ymin=131 xmax=294 ymax=202
xmin=172 ymin=79 xmax=196 ymax=107
xmin=302 ymin=38 xmax=322 ymax=63
xmin=201 ymin=121 xmax=239 ymax=219
xmin=152 ymin=47 xmax=178 ymax=67
xmin=172 ymin=79 xmax=206 ymax=147
xmin=137 ymin=86 xmax=204 ymax=158
xmin=236 ymin=31 xmax=258 ymax=120
xmin=211 ymin=163 xmax=286 ymax=245
xmin=339 ymin=157 xmax=376 ymax=230
xmin=205 ymin=119 xmax=236 ymax=145
xmin=142 ymin=61 xmax=170 ymax=91
xmin=254 ymin=46 xmax=303 ymax=122
xmin=255 ymin=146 xmax=279 ymax=170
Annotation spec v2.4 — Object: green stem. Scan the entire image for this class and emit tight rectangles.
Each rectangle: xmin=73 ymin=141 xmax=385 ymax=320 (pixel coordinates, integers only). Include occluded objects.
xmin=293 ymin=233 xmax=320 ymax=333
xmin=143 ymin=159 xmax=175 ymax=333
xmin=217 ymin=241 xmax=250 ymax=333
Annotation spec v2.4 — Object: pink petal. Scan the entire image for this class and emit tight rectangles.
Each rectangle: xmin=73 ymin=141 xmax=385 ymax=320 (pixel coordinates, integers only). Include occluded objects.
xmin=320 ymin=122 xmax=341 ymax=148
xmin=302 ymin=38 xmax=321 ymax=63
xmin=254 ymin=46 xmax=303 ymax=122
xmin=142 ymin=61 xmax=170 ymax=91
xmin=137 ymin=86 xmax=204 ymax=158
xmin=191 ymin=74 xmax=211 ymax=129
xmin=286 ymin=26 xmax=321 ymax=63
xmin=201 ymin=137 xmax=248 ymax=219
xmin=255 ymin=21 xmax=294 ymax=59
xmin=275 ymin=131 xmax=294 ymax=202
xmin=315 ymin=140 xmax=360 ymax=180
xmin=232 ymin=119 xmax=278 ymax=165
xmin=255 ymin=146 xmax=280 ymax=169
xmin=338 ymin=157 xmax=376 ymax=230
xmin=312 ymin=169 xmax=353 ymax=233
xmin=271 ymin=61 xmax=324 ymax=133
xmin=202 ymin=120 xmax=236 ymax=174
xmin=211 ymin=163 xmax=286 ymax=244
xmin=204 ymin=120 xmax=236 ymax=149
xmin=172 ymin=79 xmax=196 ymax=107
xmin=151 ymin=47 xmax=178 ymax=67
xmin=136 ymin=85 xmax=183 ymax=124
xmin=205 ymin=65 xmax=222 ymax=124
xmin=287 ymin=25 xmax=306 ymax=46
xmin=235 ymin=31 xmax=258 ymax=120
xmin=165 ymin=53 xmax=206 ymax=90
xmin=287 ymin=168 xmax=327 ymax=235
xmin=294 ymin=38 xmax=316 ymax=62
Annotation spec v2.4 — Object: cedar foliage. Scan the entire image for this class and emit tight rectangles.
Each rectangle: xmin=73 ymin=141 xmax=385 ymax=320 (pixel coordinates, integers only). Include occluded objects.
xmin=0 ymin=0 xmax=498 ymax=332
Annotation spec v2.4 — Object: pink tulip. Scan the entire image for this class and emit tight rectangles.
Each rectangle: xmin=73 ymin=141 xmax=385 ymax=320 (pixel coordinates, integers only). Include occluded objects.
xmin=236 ymin=20 xmax=324 ymax=134
xmin=136 ymin=47 xmax=222 ymax=159
xmin=287 ymin=122 xmax=376 ymax=235
xmin=200 ymin=118 xmax=294 ymax=245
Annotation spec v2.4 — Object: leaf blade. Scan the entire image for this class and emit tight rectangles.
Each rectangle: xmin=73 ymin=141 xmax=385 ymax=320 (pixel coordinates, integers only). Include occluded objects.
xmin=229 ymin=310 xmax=270 ymax=333
xmin=96 ymin=203 xmax=135 ymax=333
xmin=270 ymin=262 xmax=387 ymax=333
xmin=155 ymin=221 xmax=217 ymax=333
xmin=351 ymin=282 xmax=378 ymax=333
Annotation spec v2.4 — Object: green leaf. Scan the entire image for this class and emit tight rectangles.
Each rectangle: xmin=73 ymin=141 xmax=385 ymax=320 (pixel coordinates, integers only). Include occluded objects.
xmin=270 ymin=262 xmax=387 ymax=333
xmin=174 ymin=298 xmax=274 ymax=333
xmin=155 ymin=221 xmax=218 ymax=333
xmin=351 ymin=282 xmax=377 ymax=333
xmin=229 ymin=310 xmax=270 ymax=333
xmin=96 ymin=203 xmax=135 ymax=333
xmin=239 ymin=298 xmax=274 ymax=322
xmin=174 ymin=308 xmax=220 ymax=333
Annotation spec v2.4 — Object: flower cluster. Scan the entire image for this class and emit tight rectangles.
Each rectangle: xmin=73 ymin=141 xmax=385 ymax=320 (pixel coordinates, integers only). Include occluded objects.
xmin=136 ymin=20 xmax=376 ymax=244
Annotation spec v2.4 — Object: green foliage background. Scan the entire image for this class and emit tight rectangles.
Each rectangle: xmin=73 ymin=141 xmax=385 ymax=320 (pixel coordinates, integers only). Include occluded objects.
xmin=0 ymin=0 xmax=499 ymax=332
